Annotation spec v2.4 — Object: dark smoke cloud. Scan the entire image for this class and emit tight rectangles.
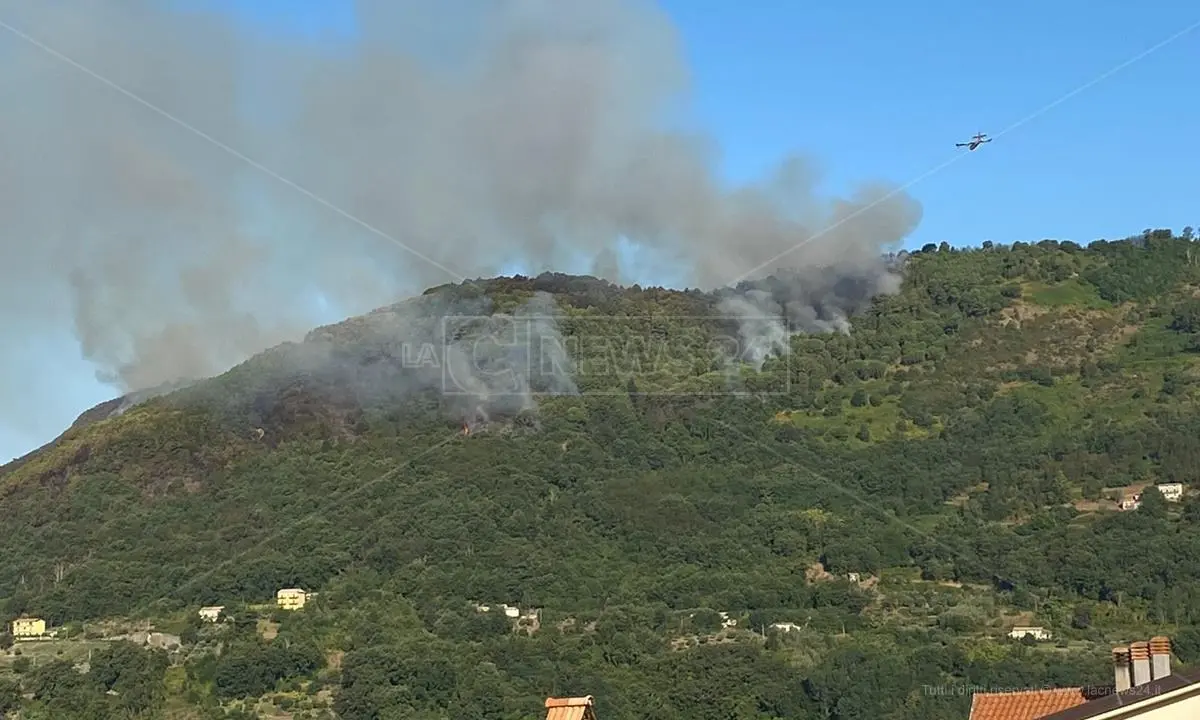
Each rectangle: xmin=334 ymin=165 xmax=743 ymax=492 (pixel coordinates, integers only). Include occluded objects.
xmin=215 ymin=290 xmax=579 ymax=433
xmin=0 ymin=0 xmax=921 ymax=437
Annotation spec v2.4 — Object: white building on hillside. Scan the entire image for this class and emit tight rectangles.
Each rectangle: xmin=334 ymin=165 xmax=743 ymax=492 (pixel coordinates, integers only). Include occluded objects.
xmin=1008 ymin=626 xmax=1052 ymax=641
xmin=1156 ymin=483 xmax=1184 ymax=502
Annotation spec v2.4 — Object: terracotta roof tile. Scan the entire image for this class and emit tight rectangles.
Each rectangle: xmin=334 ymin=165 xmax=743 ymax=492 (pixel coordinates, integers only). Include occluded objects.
xmin=1040 ymin=668 xmax=1200 ymax=720
xmin=544 ymin=695 xmax=597 ymax=720
xmin=969 ymin=688 xmax=1090 ymax=720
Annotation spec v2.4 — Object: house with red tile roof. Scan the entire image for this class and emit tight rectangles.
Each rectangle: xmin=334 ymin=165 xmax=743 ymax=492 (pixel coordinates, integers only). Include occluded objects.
xmin=968 ymin=636 xmax=1200 ymax=720
xmin=968 ymin=687 xmax=1094 ymax=720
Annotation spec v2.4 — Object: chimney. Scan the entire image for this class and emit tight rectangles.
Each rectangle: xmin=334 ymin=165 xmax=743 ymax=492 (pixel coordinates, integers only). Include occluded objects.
xmin=1150 ymin=636 xmax=1172 ymax=679
xmin=1112 ymin=646 xmax=1132 ymax=692
xmin=1130 ymin=641 xmax=1152 ymax=687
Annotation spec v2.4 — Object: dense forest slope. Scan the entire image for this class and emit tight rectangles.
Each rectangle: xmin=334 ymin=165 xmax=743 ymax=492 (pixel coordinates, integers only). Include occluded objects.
xmin=5 ymin=230 xmax=1200 ymax=719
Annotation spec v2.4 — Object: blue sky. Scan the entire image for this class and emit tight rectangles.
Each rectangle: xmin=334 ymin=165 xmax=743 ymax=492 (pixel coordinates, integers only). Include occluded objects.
xmin=3 ymin=1 xmax=1197 ymax=462
xmin=667 ymin=0 xmax=1198 ymax=248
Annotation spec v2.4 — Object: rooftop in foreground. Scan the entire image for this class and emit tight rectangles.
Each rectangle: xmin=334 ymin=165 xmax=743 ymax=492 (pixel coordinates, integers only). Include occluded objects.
xmin=544 ymin=695 xmax=598 ymax=720
xmin=968 ymin=688 xmax=1093 ymax=720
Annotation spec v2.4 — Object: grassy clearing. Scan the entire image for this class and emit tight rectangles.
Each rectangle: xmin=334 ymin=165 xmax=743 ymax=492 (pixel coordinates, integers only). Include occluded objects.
xmin=1120 ymin=316 xmax=1193 ymax=365
xmin=778 ymin=398 xmax=935 ymax=443
xmin=1025 ymin=279 xmax=1110 ymax=309
xmin=0 ymin=638 xmax=111 ymax=675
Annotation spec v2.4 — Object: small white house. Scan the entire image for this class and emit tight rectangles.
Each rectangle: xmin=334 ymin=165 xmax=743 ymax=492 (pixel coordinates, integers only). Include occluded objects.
xmin=476 ymin=602 xmax=527 ymax=619
xmin=1008 ymin=626 xmax=1052 ymax=641
xmin=501 ymin=604 xmax=520 ymax=619
xmin=770 ymin=622 xmax=802 ymax=633
xmin=198 ymin=606 xmax=225 ymax=623
xmin=1156 ymin=483 xmax=1184 ymax=502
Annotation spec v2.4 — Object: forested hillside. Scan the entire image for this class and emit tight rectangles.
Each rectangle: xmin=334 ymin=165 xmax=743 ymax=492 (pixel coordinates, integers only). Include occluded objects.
xmin=4 ymin=230 xmax=1200 ymax=719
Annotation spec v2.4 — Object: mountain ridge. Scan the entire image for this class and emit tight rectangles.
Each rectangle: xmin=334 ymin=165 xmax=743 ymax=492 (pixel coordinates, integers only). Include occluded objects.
xmin=8 ymin=233 xmax=1200 ymax=719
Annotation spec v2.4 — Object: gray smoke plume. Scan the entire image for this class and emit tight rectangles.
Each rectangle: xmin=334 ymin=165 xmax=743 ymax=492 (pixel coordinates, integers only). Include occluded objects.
xmin=272 ymin=290 xmax=579 ymax=429
xmin=0 ymin=0 xmax=921 ymax=441
xmin=438 ymin=291 xmax=579 ymax=419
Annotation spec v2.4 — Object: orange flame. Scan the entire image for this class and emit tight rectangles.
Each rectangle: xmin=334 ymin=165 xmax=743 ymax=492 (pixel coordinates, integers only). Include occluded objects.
xmin=462 ymin=423 xmax=470 ymax=436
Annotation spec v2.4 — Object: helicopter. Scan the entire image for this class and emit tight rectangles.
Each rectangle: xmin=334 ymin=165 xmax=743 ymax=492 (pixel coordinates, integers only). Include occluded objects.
xmin=956 ymin=132 xmax=992 ymax=151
